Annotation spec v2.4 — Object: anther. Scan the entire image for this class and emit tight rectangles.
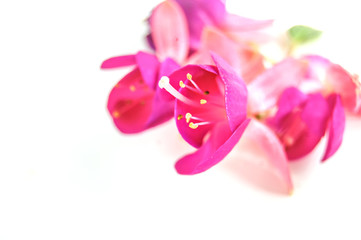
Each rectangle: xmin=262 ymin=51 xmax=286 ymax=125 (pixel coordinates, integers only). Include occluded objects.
xmin=200 ymin=99 xmax=207 ymax=104
xmin=179 ymin=81 xmax=186 ymax=88
xmin=189 ymin=122 xmax=198 ymax=129
xmin=177 ymin=114 xmax=183 ymax=120
xmin=187 ymin=73 xmax=192 ymax=80
xmin=185 ymin=113 xmax=192 ymax=123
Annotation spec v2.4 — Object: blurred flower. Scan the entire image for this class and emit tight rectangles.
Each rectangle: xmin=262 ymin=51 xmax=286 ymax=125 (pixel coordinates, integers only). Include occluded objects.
xmin=266 ymin=87 xmax=345 ymax=161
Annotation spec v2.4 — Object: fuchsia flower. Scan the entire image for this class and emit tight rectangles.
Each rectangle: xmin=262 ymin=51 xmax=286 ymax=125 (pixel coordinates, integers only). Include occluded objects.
xmin=266 ymin=87 xmax=345 ymax=161
xmin=158 ymin=54 xmax=250 ymax=174
xmin=101 ymin=51 xmax=179 ymax=133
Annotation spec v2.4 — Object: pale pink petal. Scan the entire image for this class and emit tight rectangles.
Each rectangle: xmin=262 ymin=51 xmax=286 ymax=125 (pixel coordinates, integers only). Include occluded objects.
xmin=325 ymin=64 xmax=361 ymax=114
xmin=322 ymin=94 xmax=346 ymax=161
xmin=222 ymin=14 xmax=273 ymax=31
xmin=175 ymin=120 xmax=250 ymax=175
xmin=248 ymin=58 xmax=309 ymax=113
xmin=101 ymin=54 xmax=136 ymax=69
xmin=243 ymin=120 xmax=293 ymax=194
xmin=150 ymin=0 xmax=189 ymax=63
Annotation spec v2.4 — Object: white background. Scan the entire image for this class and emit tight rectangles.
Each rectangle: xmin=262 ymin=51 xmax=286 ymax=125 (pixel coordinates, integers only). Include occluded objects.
xmin=1 ymin=0 xmax=361 ymax=239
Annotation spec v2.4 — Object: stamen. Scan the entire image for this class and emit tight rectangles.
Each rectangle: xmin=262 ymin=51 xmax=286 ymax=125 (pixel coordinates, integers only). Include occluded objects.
xmin=179 ymin=81 xmax=186 ymax=88
xmin=186 ymin=73 xmax=203 ymax=92
xmin=158 ymin=76 xmax=202 ymax=107
xmin=200 ymin=99 xmax=207 ymax=104
xmin=188 ymin=121 xmax=212 ymax=129
xmin=185 ymin=113 xmax=192 ymax=123
xmin=189 ymin=122 xmax=198 ymax=129
xmin=177 ymin=114 xmax=183 ymax=120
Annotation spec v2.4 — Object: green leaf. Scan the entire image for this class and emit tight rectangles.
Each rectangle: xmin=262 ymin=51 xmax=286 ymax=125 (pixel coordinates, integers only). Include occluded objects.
xmin=287 ymin=25 xmax=322 ymax=45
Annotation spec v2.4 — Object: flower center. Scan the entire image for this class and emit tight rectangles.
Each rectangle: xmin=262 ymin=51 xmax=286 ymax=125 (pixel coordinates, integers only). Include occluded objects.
xmin=158 ymin=73 xmax=226 ymax=130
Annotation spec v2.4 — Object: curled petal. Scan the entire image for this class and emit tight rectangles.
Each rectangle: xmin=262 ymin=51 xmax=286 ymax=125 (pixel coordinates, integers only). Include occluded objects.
xmin=150 ymin=0 xmax=189 ymax=63
xmin=322 ymin=94 xmax=346 ymax=161
xmin=212 ymin=53 xmax=248 ymax=132
xmin=175 ymin=120 xmax=250 ymax=175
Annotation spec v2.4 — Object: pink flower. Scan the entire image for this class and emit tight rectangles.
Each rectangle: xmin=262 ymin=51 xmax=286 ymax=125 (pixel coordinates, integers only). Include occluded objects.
xmin=266 ymin=87 xmax=345 ymax=161
xmin=101 ymin=51 xmax=179 ymax=133
xmin=158 ymin=54 xmax=249 ymax=174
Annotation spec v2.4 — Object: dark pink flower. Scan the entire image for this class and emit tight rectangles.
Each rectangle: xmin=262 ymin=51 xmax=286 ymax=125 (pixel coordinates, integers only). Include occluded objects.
xmin=101 ymin=51 xmax=179 ymax=133
xmin=158 ymin=54 xmax=249 ymax=174
xmin=266 ymin=87 xmax=345 ymax=161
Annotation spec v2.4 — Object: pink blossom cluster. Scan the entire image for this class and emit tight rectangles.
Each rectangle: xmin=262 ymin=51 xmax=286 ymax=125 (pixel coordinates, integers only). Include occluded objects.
xmin=101 ymin=0 xmax=360 ymax=193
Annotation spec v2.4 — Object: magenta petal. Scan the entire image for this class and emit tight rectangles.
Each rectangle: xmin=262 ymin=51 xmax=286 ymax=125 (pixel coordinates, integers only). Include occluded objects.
xmin=135 ymin=51 xmax=160 ymax=89
xmin=101 ymin=54 xmax=136 ymax=69
xmin=175 ymin=120 xmax=250 ymax=175
xmin=150 ymin=0 xmax=189 ymax=63
xmin=158 ymin=58 xmax=180 ymax=82
xmin=212 ymin=53 xmax=248 ymax=131
xmin=145 ymin=91 xmax=174 ymax=129
xmin=243 ymin=120 xmax=293 ymax=194
xmin=322 ymin=94 xmax=346 ymax=161
xmin=286 ymin=93 xmax=330 ymax=159
xmin=268 ymin=87 xmax=308 ymax=126
xmin=107 ymin=69 xmax=155 ymax=134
